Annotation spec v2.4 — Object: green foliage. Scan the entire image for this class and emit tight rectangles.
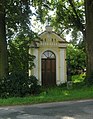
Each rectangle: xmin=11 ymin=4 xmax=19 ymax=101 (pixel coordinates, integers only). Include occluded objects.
xmin=0 ymin=72 xmax=41 ymax=98
xmin=6 ymin=0 xmax=32 ymax=39
xmin=67 ymin=44 xmax=86 ymax=75
xmin=48 ymin=0 xmax=85 ymax=47
xmin=0 ymin=0 xmax=39 ymax=79
xmin=72 ymin=74 xmax=85 ymax=83
xmin=8 ymin=37 xmax=35 ymax=74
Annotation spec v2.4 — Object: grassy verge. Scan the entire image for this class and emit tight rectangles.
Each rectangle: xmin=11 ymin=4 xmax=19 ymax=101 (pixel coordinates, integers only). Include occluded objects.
xmin=0 ymin=84 xmax=93 ymax=106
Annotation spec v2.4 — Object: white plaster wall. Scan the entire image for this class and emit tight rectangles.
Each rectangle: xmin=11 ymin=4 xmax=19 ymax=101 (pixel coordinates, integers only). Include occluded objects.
xmin=29 ymin=48 xmax=38 ymax=79
xmin=58 ymin=49 xmax=66 ymax=84
xmin=33 ymin=49 xmax=38 ymax=79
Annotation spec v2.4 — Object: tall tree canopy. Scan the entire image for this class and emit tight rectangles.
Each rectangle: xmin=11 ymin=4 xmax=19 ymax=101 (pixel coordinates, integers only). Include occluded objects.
xmin=49 ymin=0 xmax=85 ymax=46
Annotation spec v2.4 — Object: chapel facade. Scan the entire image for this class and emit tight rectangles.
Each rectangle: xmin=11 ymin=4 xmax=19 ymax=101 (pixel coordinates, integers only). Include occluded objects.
xmin=29 ymin=26 xmax=68 ymax=86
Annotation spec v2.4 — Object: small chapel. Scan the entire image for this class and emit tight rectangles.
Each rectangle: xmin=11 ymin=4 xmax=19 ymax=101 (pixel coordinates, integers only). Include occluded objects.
xmin=29 ymin=25 xmax=68 ymax=86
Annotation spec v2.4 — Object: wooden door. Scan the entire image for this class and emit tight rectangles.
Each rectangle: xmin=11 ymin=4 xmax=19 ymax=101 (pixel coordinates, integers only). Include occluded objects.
xmin=42 ymin=58 xmax=56 ymax=87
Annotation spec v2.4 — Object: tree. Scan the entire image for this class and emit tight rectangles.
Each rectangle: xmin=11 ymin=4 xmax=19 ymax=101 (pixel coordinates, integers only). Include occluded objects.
xmin=0 ymin=0 xmax=34 ymax=79
xmin=67 ymin=44 xmax=86 ymax=75
xmin=85 ymin=0 xmax=93 ymax=81
xmin=8 ymin=37 xmax=35 ymax=75
xmin=0 ymin=0 xmax=8 ymax=79
xmin=50 ymin=0 xmax=85 ymax=43
xmin=65 ymin=0 xmax=93 ymax=81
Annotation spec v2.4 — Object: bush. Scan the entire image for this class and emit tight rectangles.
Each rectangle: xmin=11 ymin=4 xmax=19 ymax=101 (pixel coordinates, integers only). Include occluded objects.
xmin=25 ymin=75 xmax=41 ymax=95
xmin=0 ymin=71 xmax=41 ymax=98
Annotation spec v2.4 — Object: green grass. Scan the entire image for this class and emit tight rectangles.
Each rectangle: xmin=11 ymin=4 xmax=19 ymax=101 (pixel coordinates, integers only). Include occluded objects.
xmin=72 ymin=74 xmax=85 ymax=83
xmin=0 ymin=84 xmax=93 ymax=106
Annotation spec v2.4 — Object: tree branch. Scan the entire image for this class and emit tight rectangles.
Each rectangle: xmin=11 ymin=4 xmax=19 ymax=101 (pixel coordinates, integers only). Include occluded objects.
xmin=68 ymin=0 xmax=85 ymax=36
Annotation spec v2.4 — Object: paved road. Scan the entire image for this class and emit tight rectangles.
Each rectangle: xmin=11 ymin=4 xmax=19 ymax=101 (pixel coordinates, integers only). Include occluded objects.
xmin=0 ymin=99 xmax=93 ymax=119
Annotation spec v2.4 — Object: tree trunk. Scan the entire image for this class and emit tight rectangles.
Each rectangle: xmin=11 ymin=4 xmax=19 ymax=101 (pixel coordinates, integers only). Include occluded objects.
xmin=85 ymin=0 xmax=93 ymax=81
xmin=0 ymin=1 xmax=8 ymax=79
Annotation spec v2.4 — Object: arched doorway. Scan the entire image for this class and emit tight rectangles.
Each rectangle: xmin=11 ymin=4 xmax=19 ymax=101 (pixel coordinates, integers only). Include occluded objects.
xmin=41 ymin=50 xmax=56 ymax=87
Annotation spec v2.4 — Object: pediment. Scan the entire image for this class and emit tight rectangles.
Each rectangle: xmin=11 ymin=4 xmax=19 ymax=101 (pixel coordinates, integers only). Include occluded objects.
xmin=30 ymin=26 xmax=68 ymax=48
xmin=40 ymin=31 xmax=66 ymax=43
xmin=38 ymin=29 xmax=68 ymax=48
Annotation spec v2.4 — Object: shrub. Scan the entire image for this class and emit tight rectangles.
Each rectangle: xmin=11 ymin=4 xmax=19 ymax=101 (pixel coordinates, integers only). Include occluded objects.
xmin=0 ymin=71 xmax=41 ymax=98
xmin=27 ymin=75 xmax=41 ymax=95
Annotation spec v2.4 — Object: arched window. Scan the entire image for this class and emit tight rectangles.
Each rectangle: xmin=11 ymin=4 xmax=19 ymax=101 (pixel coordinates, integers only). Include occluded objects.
xmin=41 ymin=50 xmax=56 ymax=59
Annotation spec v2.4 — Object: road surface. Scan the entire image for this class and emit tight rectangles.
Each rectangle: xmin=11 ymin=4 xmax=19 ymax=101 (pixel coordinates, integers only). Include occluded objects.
xmin=0 ymin=99 xmax=93 ymax=119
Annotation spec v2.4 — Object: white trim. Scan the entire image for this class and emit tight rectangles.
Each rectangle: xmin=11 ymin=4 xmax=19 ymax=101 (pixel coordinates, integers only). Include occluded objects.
xmin=33 ymin=49 xmax=38 ymax=79
xmin=59 ymin=49 xmax=65 ymax=83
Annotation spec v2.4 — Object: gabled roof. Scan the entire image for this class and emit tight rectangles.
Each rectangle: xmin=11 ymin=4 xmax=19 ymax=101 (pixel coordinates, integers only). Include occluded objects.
xmin=38 ymin=26 xmax=67 ymax=43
